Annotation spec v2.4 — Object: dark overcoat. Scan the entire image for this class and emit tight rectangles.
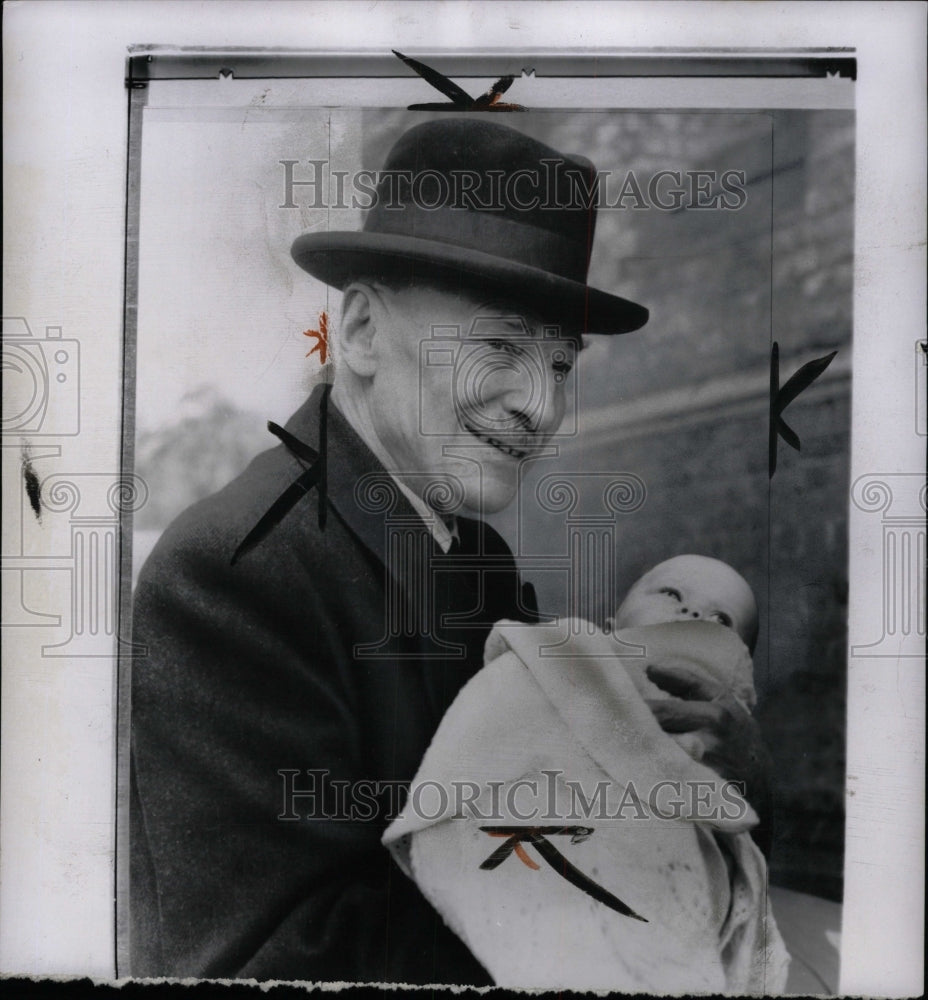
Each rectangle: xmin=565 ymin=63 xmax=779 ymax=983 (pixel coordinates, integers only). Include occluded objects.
xmin=129 ymin=385 xmax=536 ymax=982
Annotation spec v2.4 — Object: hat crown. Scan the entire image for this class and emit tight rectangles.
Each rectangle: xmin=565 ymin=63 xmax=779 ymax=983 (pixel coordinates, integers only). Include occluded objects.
xmin=362 ymin=118 xmax=599 ymax=276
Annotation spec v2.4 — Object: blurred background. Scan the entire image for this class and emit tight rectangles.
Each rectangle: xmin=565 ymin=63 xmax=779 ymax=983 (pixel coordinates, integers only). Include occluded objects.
xmin=133 ymin=105 xmax=852 ymax=902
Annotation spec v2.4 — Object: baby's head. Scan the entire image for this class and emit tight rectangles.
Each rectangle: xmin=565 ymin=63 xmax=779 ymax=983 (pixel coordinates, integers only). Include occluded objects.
xmin=611 ymin=555 xmax=759 ymax=652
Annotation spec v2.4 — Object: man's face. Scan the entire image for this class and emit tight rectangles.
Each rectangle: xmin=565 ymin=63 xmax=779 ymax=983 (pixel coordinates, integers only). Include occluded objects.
xmin=367 ymin=283 xmax=579 ymax=514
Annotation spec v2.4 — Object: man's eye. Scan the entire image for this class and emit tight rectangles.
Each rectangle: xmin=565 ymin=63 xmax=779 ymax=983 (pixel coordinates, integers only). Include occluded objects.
xmin=659 ymin=587 xmax=682 ymax=601
xmin=710 ymin=612 xmax=733 ymax=628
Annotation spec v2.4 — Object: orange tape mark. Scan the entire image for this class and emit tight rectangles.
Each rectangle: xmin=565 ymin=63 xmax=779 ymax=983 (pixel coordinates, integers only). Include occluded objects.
xmin=303 ymin=311 xmax=329 ymax=365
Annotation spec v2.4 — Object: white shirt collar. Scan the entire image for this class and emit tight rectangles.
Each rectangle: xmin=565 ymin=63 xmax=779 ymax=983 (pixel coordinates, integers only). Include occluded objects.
xmin=389 ymin=477 xmax=458 ymax=554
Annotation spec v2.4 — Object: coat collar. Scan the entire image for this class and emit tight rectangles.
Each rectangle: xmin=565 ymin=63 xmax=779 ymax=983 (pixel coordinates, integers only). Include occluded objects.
xmin=280 ymin=383 xmax=435 ymax=570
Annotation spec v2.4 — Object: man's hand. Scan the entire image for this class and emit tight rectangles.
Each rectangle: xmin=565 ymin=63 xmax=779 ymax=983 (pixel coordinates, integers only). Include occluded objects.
xmin=644 ymin=662 xmax=771 ymax=826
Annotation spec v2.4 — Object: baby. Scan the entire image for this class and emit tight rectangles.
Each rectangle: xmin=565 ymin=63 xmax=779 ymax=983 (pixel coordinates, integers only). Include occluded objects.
xmin=383 ymin=553 xmax=787 ymax=992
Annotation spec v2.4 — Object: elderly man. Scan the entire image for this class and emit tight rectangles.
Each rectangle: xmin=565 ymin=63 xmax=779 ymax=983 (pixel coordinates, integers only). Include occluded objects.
xmin=129 ymin=118 xmax=766 ymax=983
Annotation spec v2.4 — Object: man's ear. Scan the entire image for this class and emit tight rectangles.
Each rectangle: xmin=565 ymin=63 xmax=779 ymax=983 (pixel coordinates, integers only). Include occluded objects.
xmin=338 ymin=283 xmax=382 ymax=377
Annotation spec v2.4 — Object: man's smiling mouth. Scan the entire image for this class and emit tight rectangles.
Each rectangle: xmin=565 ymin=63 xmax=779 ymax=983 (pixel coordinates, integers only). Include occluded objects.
xmin=462 ymin=422 xmax=530 ymax=459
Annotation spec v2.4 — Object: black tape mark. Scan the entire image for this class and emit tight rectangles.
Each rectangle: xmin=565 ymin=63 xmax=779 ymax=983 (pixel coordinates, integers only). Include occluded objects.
xmin=230 ymin=386 xmax=330 ymax=565
xmin=393 ymin=50 xmax=526 ymax=112
xmin=769 ymin=342 xmax=838 ymax=478
xmin=479 ymin=826 xmax=647 ymax=922
xmin=22 ymin=448 xmax=42 ymax=521
xmin=318 ymin=380 xmax=328 ymax=531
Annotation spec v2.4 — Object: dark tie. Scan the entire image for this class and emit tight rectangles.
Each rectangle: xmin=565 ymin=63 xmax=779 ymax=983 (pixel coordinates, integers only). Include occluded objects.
xmin=447 ymin=518 xmax=480 ymax=557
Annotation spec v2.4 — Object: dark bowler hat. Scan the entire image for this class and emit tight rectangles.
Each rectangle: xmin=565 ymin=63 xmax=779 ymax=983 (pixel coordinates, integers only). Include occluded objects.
xmin=291 ymin=118 xmax=648 ymax=335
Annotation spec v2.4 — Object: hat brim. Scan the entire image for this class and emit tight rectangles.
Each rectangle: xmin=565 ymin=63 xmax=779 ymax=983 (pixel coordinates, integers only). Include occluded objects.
xmin=291 ymin=231 xmax=648 ymax=336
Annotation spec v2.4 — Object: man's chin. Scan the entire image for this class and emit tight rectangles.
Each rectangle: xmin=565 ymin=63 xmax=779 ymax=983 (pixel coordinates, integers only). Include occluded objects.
xmin=459 ymin=476 xmax=519 ymax=516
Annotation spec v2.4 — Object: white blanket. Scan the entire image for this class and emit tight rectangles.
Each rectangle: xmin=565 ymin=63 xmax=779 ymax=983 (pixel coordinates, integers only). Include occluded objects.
xmin=383 ymin=619 xmax=790 ymax=993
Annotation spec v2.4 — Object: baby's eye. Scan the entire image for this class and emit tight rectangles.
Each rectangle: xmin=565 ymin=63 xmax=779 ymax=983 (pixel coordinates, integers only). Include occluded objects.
xmin=659 ymin=587 xmax=682 ymax=601
xmin=710 ymin=611 xmax=733 ymax=628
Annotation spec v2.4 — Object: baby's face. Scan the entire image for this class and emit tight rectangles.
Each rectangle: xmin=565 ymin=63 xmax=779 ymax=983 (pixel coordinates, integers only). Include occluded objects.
xmin=613 ymin=555 xmax=758 ymax=649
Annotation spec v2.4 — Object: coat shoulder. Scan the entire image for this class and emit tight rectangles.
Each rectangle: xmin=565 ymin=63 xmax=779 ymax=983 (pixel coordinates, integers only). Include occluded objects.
xmin=136 ymin=442 xmax=329 ymax=592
